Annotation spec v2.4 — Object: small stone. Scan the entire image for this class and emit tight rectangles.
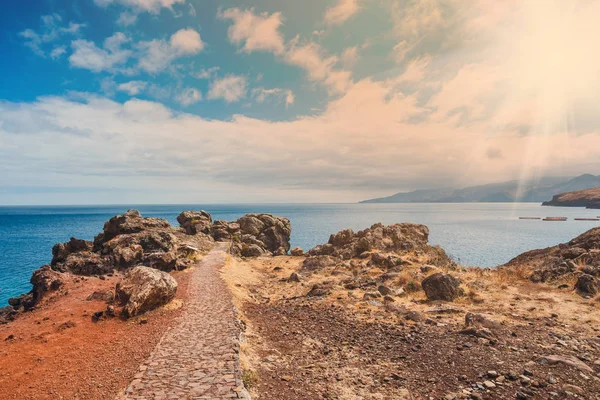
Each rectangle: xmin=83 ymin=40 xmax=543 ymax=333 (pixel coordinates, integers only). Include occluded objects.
xmin=483 ymin=380 xmax=496 ymax=389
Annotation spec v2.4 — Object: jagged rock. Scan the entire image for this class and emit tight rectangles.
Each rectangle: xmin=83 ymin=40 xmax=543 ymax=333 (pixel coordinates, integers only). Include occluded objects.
xmin=115 ymin=266 xmax=177 ymax=319
xmin=9 ymin=266 xmax=65 ymax=311
xmin=465 ymin=312 xmax=501 ymax=329
xmin=112 ymin=244 xmax=143 ymax=268
xmin=377 ymin=285 xmax=393 ymax=296
xmin=306 ymin=284 xmax=330 ymax=297
xmin=232 ymin=214 xmax=292 ymax=256
xmin=290 ymin=247 xmax=305 ymax=256
xmin=288 ymin=272 xmax=301 ymax=282
xmin=178 ymin=244 xmax=200 ymax=260
xmin=537 ymin=355 xmax=593 ymax=373
xmin=51 ymin=237 xmax=93 ymax=265
xmin=504 ymin=227 xmax=600 ymax=282
xmin=241 ymin=244 xmax=266 ymax=257
xmin=177 ymin=210 xmax=212 ymax=235
xmin=54 ymin=252 xmax=112 ymax=276
xmin=574 ymin=274 xmax=599 ymax=295
xmin=0 ymin=307 xmax=18 ymax=324
xmin=305 ymin=223 xmax=452 ymax=278
xmin=142 ymin=251 xmax=177 ymax=272
xmin=94 ymin=210 xmax=171 ymax=248
xmin=422 ymin=273 xmax=462 ymax=301
xmin=363 ymin=291 xmax=382 ymax=300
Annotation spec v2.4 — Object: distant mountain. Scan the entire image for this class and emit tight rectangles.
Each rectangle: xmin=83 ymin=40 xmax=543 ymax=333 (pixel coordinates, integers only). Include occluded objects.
xmin=542 ymin=187 xmax=600 ymax=209
xmin=360 ymin=174 xmax=600 ymax=203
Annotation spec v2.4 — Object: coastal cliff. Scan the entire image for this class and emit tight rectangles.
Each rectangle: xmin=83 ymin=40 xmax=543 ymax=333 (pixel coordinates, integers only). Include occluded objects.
xmin=542 ymin=187 xmax=600 ymax=209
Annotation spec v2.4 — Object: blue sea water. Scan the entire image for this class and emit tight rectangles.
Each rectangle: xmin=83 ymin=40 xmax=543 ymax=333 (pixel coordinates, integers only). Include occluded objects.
xmin=1 ymin=203 xmax=599 ymax=305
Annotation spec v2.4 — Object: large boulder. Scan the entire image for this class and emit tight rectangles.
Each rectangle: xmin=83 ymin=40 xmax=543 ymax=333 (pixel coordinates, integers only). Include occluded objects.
xmin=115 ymin=266 xmax=177 ymax=318
xmin=51 ymin=237 xmax=93 ymax=265
xmin=142 ymin=251 xmax=177 ymax=272
xmin=177 ymin=210 xmax=212 ymax=235
xmin=575 ymin=274 xmax=599 ymax=296
xmin=421 ymin=273 xmax=462 ymax=301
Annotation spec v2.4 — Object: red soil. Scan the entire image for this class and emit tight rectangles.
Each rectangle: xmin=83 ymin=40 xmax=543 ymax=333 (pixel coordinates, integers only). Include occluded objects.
xmin=0 ymin=271 xmax=190 ymax=400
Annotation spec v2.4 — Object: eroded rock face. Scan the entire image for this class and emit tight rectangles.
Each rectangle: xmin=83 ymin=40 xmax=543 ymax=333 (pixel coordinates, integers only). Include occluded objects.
xmin=177 ymin=210 xmax=213 ymax=235
xmin=504 ymin=227 xmax=600 ymax=283
xmin=115 ymin=266 xmax=177 ymax=318
xmin=8 ymin=265 xmax=65 ymax=311
xmin=51 ymin=237 xmax=93 ymax=266
xmin=421 ymin=273 xmax=462 ymax=301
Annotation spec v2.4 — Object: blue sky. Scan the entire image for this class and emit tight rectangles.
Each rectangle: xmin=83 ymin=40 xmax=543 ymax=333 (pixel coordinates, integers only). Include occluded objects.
xmin=1 ymin=0 xmax=599 ymax=204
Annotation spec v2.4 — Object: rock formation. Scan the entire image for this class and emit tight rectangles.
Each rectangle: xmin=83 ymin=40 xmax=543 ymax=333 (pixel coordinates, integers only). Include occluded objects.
xmin=115 ymin=266 xmax=178 ymax=318
xmin=421 ymin=273 xmax=462 ymax=301
xmin=503 ymin=227 xmax=600 ymax=285
xmin=303 ymin=223 xmax=452 ymax=272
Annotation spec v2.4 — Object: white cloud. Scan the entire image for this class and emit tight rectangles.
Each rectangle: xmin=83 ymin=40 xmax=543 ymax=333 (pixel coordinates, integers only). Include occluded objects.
xmin=220 ymin=8 xmax=352 ymax=95
xmin=20 ymin=13 xmax=85 ymax=57
xmin=94 ymin=0 xmax=185 ymax=14
xmin=117 ymin=11 xmax=138 ymax=26
xmin=188 ymin=3 xmax=196 ymax=16
xmin=169 ymin=28 xmax=204 ymax=54
xmin=69 ymin=32 xmax=131 ymax=73
xmin=341 ymin=46 xmax=358 ymax=67
xmin=3 ymin=69 xmax=600 ymax=203
xmin=50 ymin=46 xmax=67 ymax=60
xmin=218 ymin=8 xmax=285 ymax=54
xmin=252 ymin=87 xmax=295 ymax=107
xmin=137 ymin=28 xmax=204 ymax=74
xmin=117 ymin=80 xmax=148 ymax=95
xmin=207 ymin=75 xmax=247 ymax=103
xmin=324 ymin=0 xmax=362 ymax=25
xmin=176 ymin=88 xmax=202 ymax=106
xmin=194 ymin=66 xmax=220 ymax=80
xmin=284 ymin=40 xmax=352 ymax=94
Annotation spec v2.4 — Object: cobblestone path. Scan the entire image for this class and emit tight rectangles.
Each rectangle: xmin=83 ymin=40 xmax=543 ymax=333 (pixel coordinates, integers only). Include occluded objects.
xmin=119 ymin=243 xmax=249 ymax=400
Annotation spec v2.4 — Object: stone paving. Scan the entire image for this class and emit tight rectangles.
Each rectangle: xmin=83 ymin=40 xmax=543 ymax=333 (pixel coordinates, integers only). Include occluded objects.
xmin=119 ymin=243 xmax=249 ymax=400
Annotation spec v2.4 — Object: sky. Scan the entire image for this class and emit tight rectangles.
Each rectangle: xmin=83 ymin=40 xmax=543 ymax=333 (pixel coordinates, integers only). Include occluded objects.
xmin=1 ymin=0 xmax=600 ymax=205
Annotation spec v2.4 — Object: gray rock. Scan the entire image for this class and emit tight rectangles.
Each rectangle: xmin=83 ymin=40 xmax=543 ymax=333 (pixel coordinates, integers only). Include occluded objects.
xmin=422 ymin=273 xmax=462 ymax=301
xmin=115 ymin=266 xmax=177 ymax=318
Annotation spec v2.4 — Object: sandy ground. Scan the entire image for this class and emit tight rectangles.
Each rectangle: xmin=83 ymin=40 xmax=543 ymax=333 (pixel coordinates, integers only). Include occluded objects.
xmin=223 ymin=255 xmax=600 ymax=399
xmin=0 ymin=269 xmax=192 ymax=400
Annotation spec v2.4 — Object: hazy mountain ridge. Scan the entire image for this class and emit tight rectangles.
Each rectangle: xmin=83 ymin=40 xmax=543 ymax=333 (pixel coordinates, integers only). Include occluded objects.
xmin=360 ymin=174 xmax=600 ymax=203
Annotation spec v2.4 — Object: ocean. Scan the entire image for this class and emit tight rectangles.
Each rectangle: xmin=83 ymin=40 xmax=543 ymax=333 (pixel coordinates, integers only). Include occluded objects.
xmin=1 ymin=203 xmax=599 ymax=305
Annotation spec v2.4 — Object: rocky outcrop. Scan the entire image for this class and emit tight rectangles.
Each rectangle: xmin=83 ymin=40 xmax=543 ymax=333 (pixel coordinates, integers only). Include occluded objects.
xmin=302 ymin=223 xmax=452 ymax=272
xmin=308 ymin=223 xmax=448 ymax=261
xmin=177 ymin=210 xmax=212 ymax=235
xmin=51 ymin=237 xmax=93 ymax=265
xmin=542 ymin=187 xmax=600 ymax=208
xmin=8 ymin=265 xmax=65 ymax=311
xmin=115 ymin=266 xmax=177 ymax=319
xmin=229 ymin=214 xmax=292 ymax=256
xmin=504 ymin=227 xmax=600 ymax=283
xmin=94 ymin=209 xmax=171 ymax=248
xmin=421 ymin=273 xmax=462 ymax=301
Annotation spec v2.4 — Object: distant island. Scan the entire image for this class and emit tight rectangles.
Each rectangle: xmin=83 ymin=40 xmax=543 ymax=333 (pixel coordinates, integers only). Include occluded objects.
xmin=360 ymin=173 xmax=600 ymax=203
xmin=542 ymin=187 xmax=600 ymax=209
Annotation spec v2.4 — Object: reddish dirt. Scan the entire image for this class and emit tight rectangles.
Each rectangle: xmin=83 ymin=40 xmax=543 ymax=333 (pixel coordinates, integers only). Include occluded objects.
xmin=0 ymin=271 xmax=190 ymax=400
